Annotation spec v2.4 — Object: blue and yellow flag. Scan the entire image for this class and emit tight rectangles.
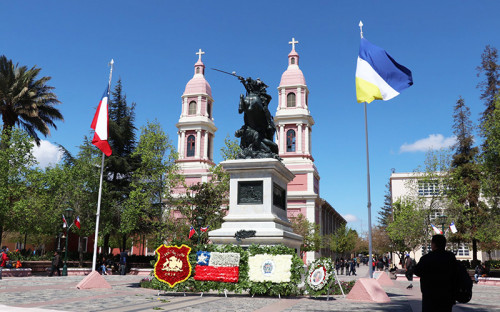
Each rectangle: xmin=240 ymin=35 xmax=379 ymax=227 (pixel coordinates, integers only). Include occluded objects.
xmin=355 ymin=38 xmax=413 ymax=103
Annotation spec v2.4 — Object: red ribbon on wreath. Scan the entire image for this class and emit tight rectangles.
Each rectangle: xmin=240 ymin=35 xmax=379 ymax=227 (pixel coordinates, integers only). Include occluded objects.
xmin=154 ymin=244 xmax=192 ymax=288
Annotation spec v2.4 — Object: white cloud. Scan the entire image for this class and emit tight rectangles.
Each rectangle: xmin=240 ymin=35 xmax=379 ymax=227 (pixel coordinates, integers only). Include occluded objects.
xmin=343 ymin=214 xmax=359 ymax=223
xmin=32 ymin=140 xmax=63 ymax=168
xmin=399 ymin=134 xmax=456 ymax=153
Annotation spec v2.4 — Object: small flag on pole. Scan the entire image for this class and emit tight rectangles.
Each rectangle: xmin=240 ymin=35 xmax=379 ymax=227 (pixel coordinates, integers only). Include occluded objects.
xmin=449 ymin=222 xmax=458 ymax=234
xmin=356 ymin=38 xmax=413 ymax=103
xmin=74 ymin=216 xmax=81 ymax=230
xmin=200 ymin=226 xmax=209 ymax=233
xmin=431 ymin=223 xmax=443 ymax=235
xmin=62 ymin=214 xmax=68 ymax=228
xmin=189 ymin=226 xmax=196 ymax=239
xmin=90 ymin=87 xmax=112 ymax=156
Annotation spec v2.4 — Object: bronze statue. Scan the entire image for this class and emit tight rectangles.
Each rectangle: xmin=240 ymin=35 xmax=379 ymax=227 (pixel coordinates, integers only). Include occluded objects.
xmin=212 ymin=69 xmax=280 ymax=160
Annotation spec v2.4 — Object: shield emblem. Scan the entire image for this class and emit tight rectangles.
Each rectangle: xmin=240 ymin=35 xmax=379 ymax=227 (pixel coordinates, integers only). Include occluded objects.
xmin=154 ymin=244 xmax=192 ymax=288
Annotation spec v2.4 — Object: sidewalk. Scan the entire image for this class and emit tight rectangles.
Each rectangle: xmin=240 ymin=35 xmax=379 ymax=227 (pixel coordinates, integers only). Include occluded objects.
xmin=0 ymin=267 xmax=499 ymax=311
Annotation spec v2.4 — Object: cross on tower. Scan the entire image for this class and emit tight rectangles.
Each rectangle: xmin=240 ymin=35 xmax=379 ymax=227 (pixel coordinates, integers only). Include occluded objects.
xmin=289 ymin=38 xmax=299 ymax=50
xmin=196 ymin=48 xmax=205 ymax=61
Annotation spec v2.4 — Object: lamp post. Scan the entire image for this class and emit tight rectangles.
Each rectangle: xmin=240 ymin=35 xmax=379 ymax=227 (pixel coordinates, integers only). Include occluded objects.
xmin=196 ymin=216 xmax=204 ymax=245
xmin=438 ymin=214 xmax=447 ymax=234
xmin=62 ymin=207 xmax=74 ymax=276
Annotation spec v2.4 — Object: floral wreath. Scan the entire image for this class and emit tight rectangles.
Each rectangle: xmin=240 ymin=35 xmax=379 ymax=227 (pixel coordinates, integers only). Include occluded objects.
xmin=306 ymin=258 xmax=334 ymax=294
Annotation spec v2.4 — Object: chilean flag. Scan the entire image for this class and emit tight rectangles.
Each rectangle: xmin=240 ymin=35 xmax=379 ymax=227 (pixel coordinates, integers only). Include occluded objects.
xmin=189 ymin=226 xmax=196 ymax=239
xmin=449 ymin=222 xmax=458 ymax=234
xmin=431 ymin=223 xmax=443 ymax=235
xmin=90 ymin=87 xmax=112 ymax=156
xmin=200 ymin=226 xmax=209 ymax=233
xmin=62 ymin=214 xmax=68 ymax=228
xmin=74 ymin=216 xmax=81 ymax=230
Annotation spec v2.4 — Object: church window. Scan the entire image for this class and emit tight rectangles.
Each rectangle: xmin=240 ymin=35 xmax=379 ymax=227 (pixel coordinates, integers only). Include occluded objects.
xmin=187 ymin=135 xmax=195 ymax=157
xmin=196 ymin=67 xmax=200 ymax=74
xmin=207 ymin=135 xmax=211 ymax=159
xmin=188 ymin=101 xmax=197 ymax=115
xmin=291 ymin=57 xmax=295 ymax=65
xmin=207 ymin=101 xmax=212 ymax=118
xmin=286 ymin=129 xmax=296 ymax=152
xmin=287 ymin=93 xmax=296 ymax=107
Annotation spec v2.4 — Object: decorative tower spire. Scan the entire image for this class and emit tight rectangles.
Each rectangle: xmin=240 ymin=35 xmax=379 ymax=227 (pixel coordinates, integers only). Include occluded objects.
xmin=287 ymin=37 xmax=300 ymax=67
xmin=194 ymin=48 xmax=206 ymax=76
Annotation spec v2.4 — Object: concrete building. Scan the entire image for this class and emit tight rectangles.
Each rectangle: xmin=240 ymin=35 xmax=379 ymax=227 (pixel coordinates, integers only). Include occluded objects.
xmin=390 ymin=171 xmax=488 ymax=265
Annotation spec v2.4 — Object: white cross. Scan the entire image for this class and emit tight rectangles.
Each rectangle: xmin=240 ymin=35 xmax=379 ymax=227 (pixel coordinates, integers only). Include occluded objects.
xmin=196 ymin=48 xmax=205 ymax=61
xmin=289 ymin=38 xmax=299 ymax=50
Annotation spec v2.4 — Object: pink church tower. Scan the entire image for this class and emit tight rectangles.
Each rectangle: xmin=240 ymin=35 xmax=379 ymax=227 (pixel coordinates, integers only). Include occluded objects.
xmin=175 ymin=49 xmax=217 ymax=185
xmin=275 ymin=38 xmax=334 ymax=262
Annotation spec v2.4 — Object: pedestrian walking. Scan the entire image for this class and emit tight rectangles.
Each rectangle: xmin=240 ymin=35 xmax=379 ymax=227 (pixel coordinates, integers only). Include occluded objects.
xmin=119 ymin=250 xmax=128 ymax=275
xmin=350 ymin=258 xmax=357 ymax=276
xmin=414 ymin=235 xmax=457 ymax=312
xmin=49 ymin=251 xmax=61 ymax=276
xmin=345 ymin=259 xmax=351 ymax=276
xmin=335 ymin=259 xmax=340 ymax=275
xmin=0 ymin=246 xmax=9 ymax=280
xmin=340 ymin=258 xmax=344 ymax=275
xmin=404 ymin=254 xmax=415 ymax=289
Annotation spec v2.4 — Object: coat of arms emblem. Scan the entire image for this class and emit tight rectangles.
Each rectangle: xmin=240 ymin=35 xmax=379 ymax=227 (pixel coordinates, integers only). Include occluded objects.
xmin=154 ymin=244 xmax=192 ymax=288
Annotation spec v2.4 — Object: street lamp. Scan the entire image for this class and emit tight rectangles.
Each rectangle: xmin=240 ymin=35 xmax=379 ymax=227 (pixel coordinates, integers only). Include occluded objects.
xmin=196 ymin=216 xmax=204 ymax=245
xmin=62 ymin=207 xmax=74 ymax=276
xmin=438 ymin=214 xmax=447 ymax=234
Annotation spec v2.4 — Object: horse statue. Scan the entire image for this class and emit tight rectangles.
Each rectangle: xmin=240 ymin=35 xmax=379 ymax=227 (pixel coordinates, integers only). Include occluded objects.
xmin=235 ymin=77 xmax=280 ymax=160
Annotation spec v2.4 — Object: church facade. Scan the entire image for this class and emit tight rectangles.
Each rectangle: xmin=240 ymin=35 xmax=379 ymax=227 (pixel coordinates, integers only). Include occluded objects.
xmin=174 ymin=41 xmax=345 ymax=263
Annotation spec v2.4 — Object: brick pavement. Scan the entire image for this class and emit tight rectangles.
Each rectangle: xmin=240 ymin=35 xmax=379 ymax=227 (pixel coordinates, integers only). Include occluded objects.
xmin=0 ymin=265 xmax=498 ymax=311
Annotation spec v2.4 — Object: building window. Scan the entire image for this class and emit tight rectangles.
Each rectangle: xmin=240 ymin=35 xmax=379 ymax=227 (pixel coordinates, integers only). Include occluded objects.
xmin=421 ymin=244 xmax=431 ymax=254
xmin=287 ymin=93 xmax=296 ymax=107
xmin=418 ymin=180 xmax=441 ymax=196
xmin=291 ymin=57 xmax=295 ymax=65
xmin=196 ymin=67 xmax=200 ymax=74
xmin=207 ymin=135 xmax=211 ymax=160
xmin=207 ymin=101 xmax=212 ymax=118
xmin=188 ymin=101 xmax=197 ymax=115
xmin=187 ymin=135 xmax=195 ymax=157
xmin=456 ymin=243 xmax=470 ymax=257
xmin=286 ymin=129 xmax=296 ymax=152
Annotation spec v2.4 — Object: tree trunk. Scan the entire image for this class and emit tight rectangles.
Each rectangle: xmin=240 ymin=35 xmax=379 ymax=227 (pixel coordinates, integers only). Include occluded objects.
xmin=0 ymin=224 xmax=3 ymax=247
xmin=24 ymin=232 xmax=27 ymax=249
xmin=121 ymin=234 xmax=127 ymax=252
xmin=103 ymin=233 xmax=110 ymax=255
xmin=472 ymin=238 xmax=478 ymax=261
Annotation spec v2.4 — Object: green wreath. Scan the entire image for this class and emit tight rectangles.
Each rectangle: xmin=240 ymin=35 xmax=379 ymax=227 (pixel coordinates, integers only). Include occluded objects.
xmin=305 ymin=257 xmax=334 ymax=296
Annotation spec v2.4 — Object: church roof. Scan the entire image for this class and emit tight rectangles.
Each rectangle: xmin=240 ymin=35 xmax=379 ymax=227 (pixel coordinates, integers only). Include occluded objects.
xmin=183 ymin=50 xmax=212 ymax=97
xmin=279 ymin=39 xmax=306 ymax=86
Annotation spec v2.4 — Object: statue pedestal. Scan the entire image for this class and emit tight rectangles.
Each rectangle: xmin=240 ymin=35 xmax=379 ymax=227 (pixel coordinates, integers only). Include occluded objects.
xmin=208 ymin=159 xmax=302 ymax=253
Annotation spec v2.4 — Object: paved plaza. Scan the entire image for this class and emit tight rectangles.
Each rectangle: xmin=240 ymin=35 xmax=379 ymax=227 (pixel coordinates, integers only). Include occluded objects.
xmin=0 ymin=265 xmax=499 ymax=312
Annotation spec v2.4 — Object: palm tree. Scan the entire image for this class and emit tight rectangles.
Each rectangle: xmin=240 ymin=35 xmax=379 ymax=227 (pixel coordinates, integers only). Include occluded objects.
xmin=0 ymin=55 xmax=63 ymax=146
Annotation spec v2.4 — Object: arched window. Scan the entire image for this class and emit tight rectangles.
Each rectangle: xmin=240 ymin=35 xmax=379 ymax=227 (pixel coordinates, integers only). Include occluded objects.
xmin=286 ymin=129 xmax=296 ymax=152
xmin=187 ymin=135 xmax=195 ymax=157
xmin=287 ymin=93 xmax=296 ymax=107
xmin=207 ymin=135 xmax=211 ymax=160
xmin=188 ymin=101 xmax=197 ymax=115
xmin=207 ymin=101 xmax=212 ymax=118
xmin=196 ymin=67 xmax=200 ymax=74
xmin=290 ymin=57 xmax=295 ymax=65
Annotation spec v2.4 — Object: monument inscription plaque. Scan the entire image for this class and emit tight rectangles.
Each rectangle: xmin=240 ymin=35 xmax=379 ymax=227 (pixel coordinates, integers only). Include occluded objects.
xmin=237 ymin=181 xmax=263 ymax=204
xmin=272 ymin=183 xmax=286 ymax=210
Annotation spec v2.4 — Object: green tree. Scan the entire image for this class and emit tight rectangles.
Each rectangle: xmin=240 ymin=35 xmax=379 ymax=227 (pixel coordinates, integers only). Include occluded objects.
xmin=221 ymin=135 xmax=241 ymax=161
xmin=377 ymin=180 xmax=393 ymax=228
xmin=103 ymin=79 xmax=139 ymax=252
xmin=447 ymin=97 xmax=484 ymax=261
xmin=0 ymin=128 xmax=37 ymax=246
xmin=121 ymin=121 xmax=179 ymax=247
xmin=0 ymin=55 xmax=62 ymax=146
xmin=290 ymin=213 xmax=323 ymax=258
xmin=327 ymin=224 xmax=357 ymax=258
xmin=386 ymin=199 xmax=426 ymax=260
xmin=477 ymin=45 xmax=500 ymax=122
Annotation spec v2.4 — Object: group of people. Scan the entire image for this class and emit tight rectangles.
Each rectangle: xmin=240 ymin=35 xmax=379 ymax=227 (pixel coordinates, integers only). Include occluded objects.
xmin=335 ymin=258 xmax=358 ymax=276
xmin=372 ymin=255 xmax=391 ymax=271
xmin=48 ymin=249 xmax=129 ymax=276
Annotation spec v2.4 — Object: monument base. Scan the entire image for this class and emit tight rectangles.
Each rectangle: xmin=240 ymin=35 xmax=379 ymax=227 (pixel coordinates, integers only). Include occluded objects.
xmin=209 ymin=159 xmax=302 ymax=253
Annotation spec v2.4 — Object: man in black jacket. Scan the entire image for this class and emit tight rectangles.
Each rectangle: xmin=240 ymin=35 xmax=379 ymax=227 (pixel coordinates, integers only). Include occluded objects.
xmin=414 ymin=235 xmax=457 ymax=312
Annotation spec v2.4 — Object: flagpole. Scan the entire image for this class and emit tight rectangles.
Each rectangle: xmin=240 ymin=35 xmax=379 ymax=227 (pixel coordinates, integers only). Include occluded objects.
xmin=359 ymin=20 xmax=373 ymax=279
xmin=92 ymin=59 xmax=114 ymax=272
xmin=364 ymin=101 xmax=374 ymax=279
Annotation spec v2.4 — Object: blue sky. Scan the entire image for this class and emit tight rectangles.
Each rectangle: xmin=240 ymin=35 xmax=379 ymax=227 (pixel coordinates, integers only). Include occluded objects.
xmin=2 ymin=1 xmax=499 ymax=233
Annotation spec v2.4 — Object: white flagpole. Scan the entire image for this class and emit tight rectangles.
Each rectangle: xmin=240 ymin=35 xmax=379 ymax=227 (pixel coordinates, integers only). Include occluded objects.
xmin=92 ymin=59 xmax=114 ymax=272
xmin=359 ymin=20 xmax=374 ymax=279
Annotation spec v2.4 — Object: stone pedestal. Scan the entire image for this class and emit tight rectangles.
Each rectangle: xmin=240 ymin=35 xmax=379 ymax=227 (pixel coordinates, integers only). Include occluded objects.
xmin=209 ymin=159 xmax=303 ymax=252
